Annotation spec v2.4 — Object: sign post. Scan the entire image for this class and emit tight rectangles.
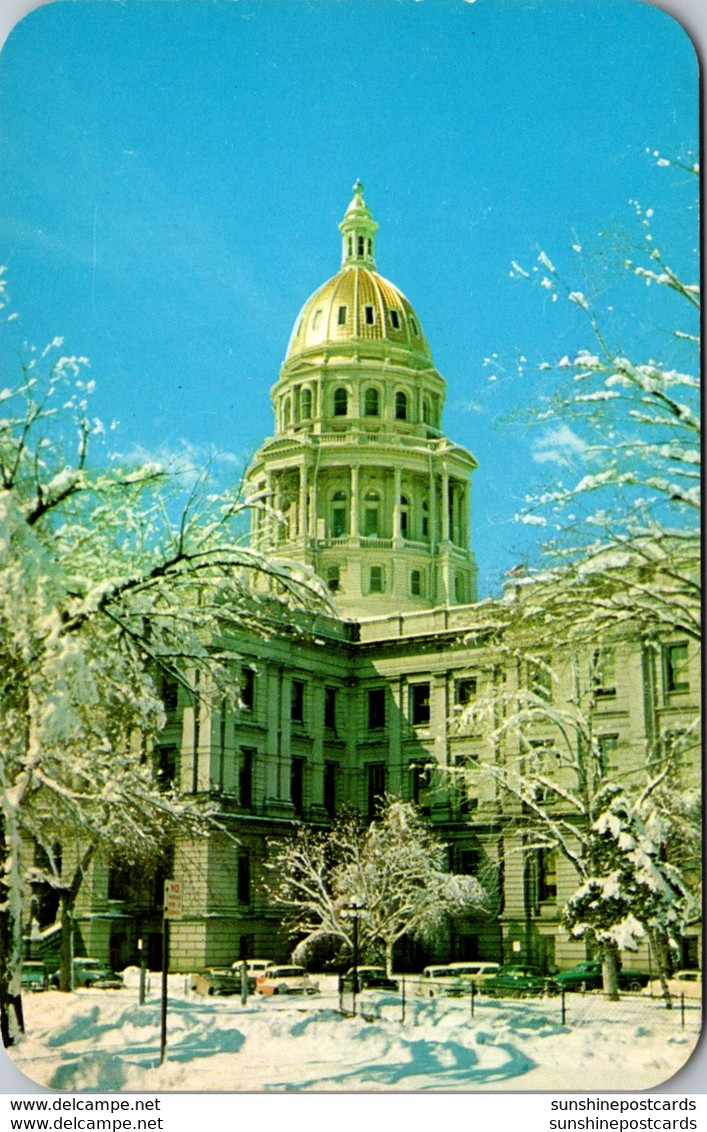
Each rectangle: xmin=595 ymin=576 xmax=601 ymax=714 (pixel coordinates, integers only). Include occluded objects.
xmin=160 ymin=881 xmax=182 ymax=1065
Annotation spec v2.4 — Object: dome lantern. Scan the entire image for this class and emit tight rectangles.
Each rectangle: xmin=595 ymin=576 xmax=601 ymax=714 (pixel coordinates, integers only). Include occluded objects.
xmin=338 ymin=179 xmax=378 ymax=269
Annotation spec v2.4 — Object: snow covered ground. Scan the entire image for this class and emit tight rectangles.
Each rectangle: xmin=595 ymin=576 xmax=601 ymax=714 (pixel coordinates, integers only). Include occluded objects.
xmin=7 ymin=970 xmax=701 ymax=1094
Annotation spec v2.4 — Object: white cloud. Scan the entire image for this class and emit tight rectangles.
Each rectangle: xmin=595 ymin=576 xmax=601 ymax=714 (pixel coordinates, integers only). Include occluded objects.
xmin=531 ymin=424 xmax=589 ymax=467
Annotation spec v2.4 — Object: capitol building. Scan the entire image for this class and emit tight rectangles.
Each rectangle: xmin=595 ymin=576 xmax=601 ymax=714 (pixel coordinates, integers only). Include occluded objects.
xmin=71 ymin=185 xmax=700 ymax=976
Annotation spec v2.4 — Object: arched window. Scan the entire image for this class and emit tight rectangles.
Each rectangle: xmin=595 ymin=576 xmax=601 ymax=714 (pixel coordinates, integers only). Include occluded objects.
xmin=333 ymin=387 xmax=348 ymax=417
xmin=400 ymin=495 xmax=409 ymax=539
xmin=395 ymin=391 xmax=408 ymax=421
xmin=364 ymin=387 xmax=380 ymax=417
xmin=331 ymin=490 xmax=348 ymax=539
xmin=283 ymin=397 xmax=291 ymax=430
xmin=363 ymin=491 xmax=380 ymax=537
xmin=300 ymin=387 xmax=312 ymax=420
xmin=410 ymin=569 xmax=422 ymax=597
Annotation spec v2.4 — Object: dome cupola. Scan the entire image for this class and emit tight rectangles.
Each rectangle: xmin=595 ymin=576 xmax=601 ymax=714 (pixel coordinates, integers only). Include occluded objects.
xmin=339 ymin=179 xmax=378 ymax=269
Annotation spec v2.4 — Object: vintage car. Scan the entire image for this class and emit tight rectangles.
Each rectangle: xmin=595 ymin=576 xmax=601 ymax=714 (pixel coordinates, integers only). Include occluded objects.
xmin=447 ymin=961 xmax=501 ymax=983
xmin=190 ymin=968 xmax=242 ymax=996
xmin=481 ymin=964 xmax=554 ymax=998
xmin=230 ymin=958 xmax=274 ymax=992
xmin=255 ymin=965 xmax=319 ymax=995
xmin=414 ymin=965 xmax=468 ymax=997
xmin=552 ymin=960 xmax=649 ymax=993
xmin=342 ymin=966 xmax=399 ymax=992
xmin=51 ymin=957 xmax=124 ymax=990
xmin=642 ymin=969 xmax=702 ymax=1001
xmin=21 ymin=962 xmax=48 ymax=992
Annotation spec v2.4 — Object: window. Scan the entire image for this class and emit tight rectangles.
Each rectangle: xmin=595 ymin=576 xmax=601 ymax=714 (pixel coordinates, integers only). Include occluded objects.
xmin=156 ymin=747 xmax=177 ymax=792
xmin=410 ymin=317 xmax=419 ymax=336
xmin=240 ymin=667 xmax=255 ymax=711
xmin=358 ymin=236 xmax=365 ymax=257
xmin=400 ymin=495 xmax=409 ymax=538
xmin=530 ymin=661 xmax=552 ymax=703
xmin=366 ymin=763 xmax=387 ymax=819
xmin=410 ymin=569 xmax=421 ymax=596
xmin=422 ymin=500 xmax=429 ymax=538
xmin=324 ymin=687 xmax=337 ymax=732
xmin=333 ymin=387 xmax=348 ymax=416
xmin=394 ymin=390 xmax=407 ymax=420
xmin=327 ymin=565 xmax=340 ymax=592
xmin=312 ymin=309 xmax=323 ymax=330
xmin=597 ymin=734 xmax=618 ymax=777
xmin=454 ymin=754 xmax=479 ymax=815
xmin=389 ymin=309 xmax=401 ymax=330
xmin=290 ymin=757 xmax=304 ymax=816
xmin=331 ymin=490 xmax=348 ymax=538
xmin=410 ymin=761 xmax=432 ymax=810
xmin=410 ymin=682 xmax=431 ymax=726
xmin=283 ymin=397 xmax=291 ymax=429
xmin=592 ymin=648 xmax=616 ymax=697
xmin=364 ymin=387 xmax=379 ymax=416
xmin=455 ymin=573 xmax=466 ymax=603
xmin=455 ymin=677 xmax=478 ymax=707
xmin=324 ymin=762 xmax=337 ymax=818
xmin=458 ymin=848 xmax=480 ymax=875
xmin=665 ymin=643 xmax=689 ymax=692
xmin=237 ymin=853 xmax=251 ymax=904
xmin=337 ymin=305 xmax=347 ymax=326
xmin=363 ymin=491 xmax=380 ymax=536
xmin=291 ymin=679 xmax=305 ymax=724
xmin=369 ymin=565 xmax=384 ymax=593
xmin=422 ymin=397 xmax=431 ymax=424
xmin=161 ymin=678 xmax=178 ymax=713
xmin=239 ymin=748 xmax=254 ymax=809
xmin=367 ymin=687 xmax=386 ymax=731
xmin=347 ymin=236 xmax=353 ymax=257
xmin=364 ymin=304 xmax=375 ymax=325
xmin=300 ymin=387 xmax=312 ymax=420
xmin=538 ymin=849 xmax=557 ymax=902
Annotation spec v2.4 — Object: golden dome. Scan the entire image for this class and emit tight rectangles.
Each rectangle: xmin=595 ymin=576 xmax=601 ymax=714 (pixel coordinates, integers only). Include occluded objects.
xmin=283 ymin=182 xmax=432 ymax=367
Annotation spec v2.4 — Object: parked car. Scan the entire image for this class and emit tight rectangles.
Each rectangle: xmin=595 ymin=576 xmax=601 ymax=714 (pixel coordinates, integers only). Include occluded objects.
xmin=50 ymin=957 xmax=124 ymax=989
xmin=342 ymin=966 xmax=399 ymax=992
xmin=230 ymin=958 xmax=274 ymax=992
xmin=447 ymin=961 xmax=501 ymax=983
xmin=481 ymin=964 xmax=554 ymax=998
xmin=553 ymin=960 xmax=649 ymax=993
xmin=642 ymin=969 xmax=702 ymax=1001
xmin=256 ymin=965 xmax=319 ymax=995
xmin=191 ymin=968 xmax=242 ymax=996
xmin=415 ymin=965 xmax=468 ymax=997
xmin=21 ymin=962 xmax=48 ymax=992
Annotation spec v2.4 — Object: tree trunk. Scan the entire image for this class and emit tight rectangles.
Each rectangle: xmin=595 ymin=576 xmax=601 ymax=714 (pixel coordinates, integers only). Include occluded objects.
xmin=384 ymin=938 xmax=394 ymax=978
xmin=58 ymin=846 xmax=97 ymax=993
xmin=647 ymin=929 xmax=673 ymax=1008
xmin=601 ymin=945 xmax=620 ymax=1001
xmin=0 ymin=816 xmax=25 ymax=1046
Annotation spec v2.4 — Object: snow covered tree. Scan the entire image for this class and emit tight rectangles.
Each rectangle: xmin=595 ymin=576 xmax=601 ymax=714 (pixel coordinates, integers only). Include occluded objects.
xmin=264 ymin=799 xmax=486 ymax=975
xmin=508 ymin=156 xmax=699 ymax=649
xmin=0 ymin=282 xmax=329 ymax=1042
xmin=563 ymin=782 xmax=695 ymax=1002
xmin=452 ymin=640 xmax=698 ymax=997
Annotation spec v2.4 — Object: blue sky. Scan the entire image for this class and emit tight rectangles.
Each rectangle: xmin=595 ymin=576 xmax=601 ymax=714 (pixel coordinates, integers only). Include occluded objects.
xmin=0 ymin=0 xmax=699 ymax=596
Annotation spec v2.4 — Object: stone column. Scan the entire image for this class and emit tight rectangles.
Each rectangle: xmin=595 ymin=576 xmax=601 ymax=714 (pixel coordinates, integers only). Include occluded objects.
xmin=299 ymin=463 xmax=308 ymax=542
xmin=441 ymin=465 xmax=450 ymax=543
xmin=350 ymin=464 xmax=359 ymax=538
xmin=392 ymin=466 xmax=402 ymax=541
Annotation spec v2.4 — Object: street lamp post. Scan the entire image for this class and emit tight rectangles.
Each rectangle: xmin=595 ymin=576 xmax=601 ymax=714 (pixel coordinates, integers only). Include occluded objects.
xmin=342 ymin=899 xmax=366 ymax=1015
